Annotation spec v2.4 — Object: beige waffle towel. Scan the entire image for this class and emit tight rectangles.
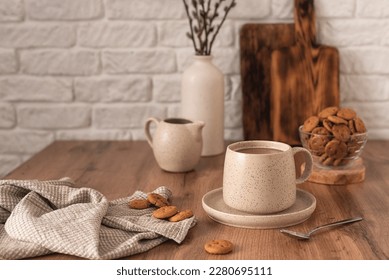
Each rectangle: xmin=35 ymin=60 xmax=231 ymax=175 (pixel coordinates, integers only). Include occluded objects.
xmin=0 ymin=178 xmax=196 ymax=260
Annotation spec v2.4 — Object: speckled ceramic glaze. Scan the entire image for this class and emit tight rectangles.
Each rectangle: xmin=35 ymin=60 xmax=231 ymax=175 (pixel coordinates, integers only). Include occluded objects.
xmin=145 ymin=117 xmax=204 ymax=173
xmin=223 ymin=140 xmax=313 ymax=214
xmin=202 ymin=188 xmax=316 ymax=229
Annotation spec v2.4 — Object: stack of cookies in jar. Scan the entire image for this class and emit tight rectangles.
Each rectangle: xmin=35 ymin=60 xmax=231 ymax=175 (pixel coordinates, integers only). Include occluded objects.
xmin=299 ymin=106 xmax=368 ymax=168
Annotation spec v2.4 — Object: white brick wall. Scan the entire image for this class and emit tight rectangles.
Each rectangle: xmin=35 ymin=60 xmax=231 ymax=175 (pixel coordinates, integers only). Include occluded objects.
xmin=0 ymin=0 xmax=389 ymax=176
xmin=26 ymin=0 xmax=103 ymax=20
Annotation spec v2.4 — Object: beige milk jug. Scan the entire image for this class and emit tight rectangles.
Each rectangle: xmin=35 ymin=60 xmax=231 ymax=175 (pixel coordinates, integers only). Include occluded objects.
xmin=144 ymin=117 xmax=205 ymax=172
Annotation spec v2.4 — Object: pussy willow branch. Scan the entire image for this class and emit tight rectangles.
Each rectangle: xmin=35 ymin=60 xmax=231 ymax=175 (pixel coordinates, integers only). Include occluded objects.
xmin=194 ymin=1 xmax=205 ymax=54
xmin=208 ymin=0 xmax=236 ymax=55
xmin=199 ymin=0 xmax=209 ymax=54
xmin=183 ymin=0 xmax=200 ymax=54
xmin=183 ymin=0 xmax=237 ymax=55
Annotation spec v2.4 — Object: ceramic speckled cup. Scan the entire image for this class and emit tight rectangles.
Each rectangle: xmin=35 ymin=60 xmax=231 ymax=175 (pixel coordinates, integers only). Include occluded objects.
xmin=223 ymin=140 xmax=313 ymax=214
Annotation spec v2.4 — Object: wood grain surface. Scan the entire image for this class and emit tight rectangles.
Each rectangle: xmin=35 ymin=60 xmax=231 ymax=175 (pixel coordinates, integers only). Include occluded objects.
xmin=271 ymin=0 xmax=340 ymax=145
xmin=308 ymin=158 xmax=366 ymax=185
xmin=240 ymin=23 xmax=295 ymax=141
xmin=3 ymin=140 xmax=389 ymax=260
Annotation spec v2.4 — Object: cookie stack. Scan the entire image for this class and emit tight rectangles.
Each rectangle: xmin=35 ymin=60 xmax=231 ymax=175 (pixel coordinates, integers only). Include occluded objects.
xmin=300 ymin=106 xmax=368 ymax=167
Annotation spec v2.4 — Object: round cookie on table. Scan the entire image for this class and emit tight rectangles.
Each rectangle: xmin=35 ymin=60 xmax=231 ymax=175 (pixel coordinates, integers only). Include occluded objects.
xmin=204 ymin=239 xmax=233 ymax=255
xmin=299 ymin=106 xmax=368 ymax=168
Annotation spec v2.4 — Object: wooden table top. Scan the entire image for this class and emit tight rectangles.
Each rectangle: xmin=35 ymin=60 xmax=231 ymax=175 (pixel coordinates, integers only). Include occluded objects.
xmin=3 ymin=140 xmax=389 ymax=260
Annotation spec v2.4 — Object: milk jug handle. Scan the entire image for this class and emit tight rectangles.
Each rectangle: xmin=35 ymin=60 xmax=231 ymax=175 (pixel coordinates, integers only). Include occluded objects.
xmin=292 ymin=147 xmax=313 ymax=184
xmin=144 ymin=117 xmax=160 ymax=148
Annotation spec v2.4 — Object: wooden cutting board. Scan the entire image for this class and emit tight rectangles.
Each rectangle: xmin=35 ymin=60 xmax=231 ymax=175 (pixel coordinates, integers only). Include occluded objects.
xmin=271 ymin=0 xmax=340 ymax=145
xmin=240 ymin=23 xmax=295 ymax=141
xmin=240 ymin=0 xmax=340 ymax=145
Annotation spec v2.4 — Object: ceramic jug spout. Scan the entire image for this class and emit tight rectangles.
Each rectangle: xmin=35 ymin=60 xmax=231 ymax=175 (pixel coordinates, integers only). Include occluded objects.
xmin=189 ymin=121 xmax=205 ymax=140
xmin=194 ymin=121 xmax=205 ymax=130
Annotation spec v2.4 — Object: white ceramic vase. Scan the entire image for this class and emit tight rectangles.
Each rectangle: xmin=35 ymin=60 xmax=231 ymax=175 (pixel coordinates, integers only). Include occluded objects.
xmin=181 ymin=55 xmax=225 ymax=156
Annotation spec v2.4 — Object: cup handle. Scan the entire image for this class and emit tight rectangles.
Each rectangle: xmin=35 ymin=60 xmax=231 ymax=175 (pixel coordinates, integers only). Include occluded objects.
xmin=292 ymin=147 xmax=313 ymax=184
xmin=144 ymin=117 xmax=160 ymax=148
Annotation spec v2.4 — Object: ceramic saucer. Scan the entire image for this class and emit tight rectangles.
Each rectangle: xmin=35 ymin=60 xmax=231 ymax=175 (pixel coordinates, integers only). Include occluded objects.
xmin=202 ymin=188 xmax=316 ymax=229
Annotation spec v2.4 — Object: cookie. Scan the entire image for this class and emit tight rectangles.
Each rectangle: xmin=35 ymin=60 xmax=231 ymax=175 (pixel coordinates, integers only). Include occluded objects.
xmin=348 ymin=119 xmax=356 ymax=134
xmin=327 ymin=115 xmax=348 ymax=125
xmin=303 ymin=116 xmax=320 ymax=132
xmin=152 ymin=205 xmax=178 ymax=219
xmin=319 ymin=153 xmax=329 ymax=163
xmin=318 ymin=106 xmax=338 ymax=119
xmin=308 ymin=135 xmax=329 ymax=155
xmin=322 ymin=119 xmax=333 ymax=132
xmin=147 ymin=193 xmax=169 ymax=207
xmin=311 ymin=127 xmax=330 ymax=136
xmin=129 ymin=199 xmax=150 ymax=209
xmin=337 ymin=107 xmax=356 ymax=120
xmin=332 ymin=124 xmax=351 ymax=142
xmin=333 ymin=158 xmax=344 ymax=167
xmin=324 ymin=139 xmax=339 ymax=158
xmin=168 ymin=209 xmax=193 ymax=222
xmin=347 ymin=142 xmax=360 ymax=155
xmin=204 ymin=239 xmax=233 ymax=255
xmin=322 ymin=156 xmax=335 ymax=166
xmin=354 ymin=117 xmax=367 ymax=133
xmin=348 ymin=135 xmax=363 ymax=153
xmin=325 ymin=140 xmax=348 ymax=160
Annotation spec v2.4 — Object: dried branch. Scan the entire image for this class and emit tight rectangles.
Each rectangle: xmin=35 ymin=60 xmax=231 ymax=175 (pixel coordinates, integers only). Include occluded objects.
xmin=208 ymin=0 xmax=236 ymax=55
xmin=182 ymin=0 xmax=237 ymax=55
xmin=183 ymin=0 xmax=200 ymax=54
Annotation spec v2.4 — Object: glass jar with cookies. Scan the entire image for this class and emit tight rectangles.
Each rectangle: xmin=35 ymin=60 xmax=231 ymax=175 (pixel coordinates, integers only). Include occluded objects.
xmin=299 ymin=106 xmax=368 ymax=169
